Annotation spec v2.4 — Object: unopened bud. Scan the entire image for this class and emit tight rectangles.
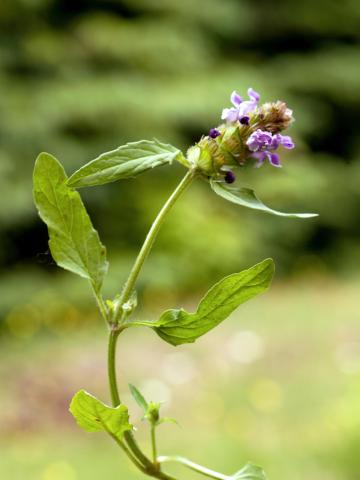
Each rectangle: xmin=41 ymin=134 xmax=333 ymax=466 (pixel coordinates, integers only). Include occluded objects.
xmin=224 ymin=170 xmax=236 ymax=184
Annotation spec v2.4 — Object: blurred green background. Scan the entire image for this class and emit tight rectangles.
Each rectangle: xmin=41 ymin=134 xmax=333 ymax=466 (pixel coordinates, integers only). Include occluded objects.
xmin=1 ymin=0 xmax=360 ymax=479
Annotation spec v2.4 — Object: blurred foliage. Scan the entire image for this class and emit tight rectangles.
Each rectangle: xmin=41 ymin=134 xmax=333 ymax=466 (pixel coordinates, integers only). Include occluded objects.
xmin=0 ymin=0 xmax=360 ymax=317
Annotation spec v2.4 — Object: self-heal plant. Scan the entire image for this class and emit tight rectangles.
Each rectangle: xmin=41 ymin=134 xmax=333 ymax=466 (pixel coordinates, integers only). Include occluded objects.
xmin=33 ymin=88 xmax=317 ymax=480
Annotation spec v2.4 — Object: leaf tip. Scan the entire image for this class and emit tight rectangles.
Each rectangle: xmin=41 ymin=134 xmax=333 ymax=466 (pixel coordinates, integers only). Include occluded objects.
xmin=34 ymin=151 xmax=58 ymax=168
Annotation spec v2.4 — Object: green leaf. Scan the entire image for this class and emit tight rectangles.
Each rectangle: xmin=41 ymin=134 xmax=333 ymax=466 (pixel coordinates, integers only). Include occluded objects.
xmin=69 ymin=390 xmax=132 ymax=441
xmin=158 ymin=417 xmax=180 ymax=427
xmin=150 ymin=258 xmax=274 ymax=346
xmin=33 ymin=153 xmax=108 ymax=293
xmin=67 ymin=139 xmax=182 ymax=188
xmin=129 ymin=384 xmax=148 ymax=411
xmin=210 ymin=179 xmax=318 ymax=218
xmin=230 ymin=463 xmax=267 ymax=480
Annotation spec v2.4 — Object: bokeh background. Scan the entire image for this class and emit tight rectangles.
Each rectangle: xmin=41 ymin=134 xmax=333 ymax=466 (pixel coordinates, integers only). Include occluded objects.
xmin=1 ymin=1 xmax=360 ymax=479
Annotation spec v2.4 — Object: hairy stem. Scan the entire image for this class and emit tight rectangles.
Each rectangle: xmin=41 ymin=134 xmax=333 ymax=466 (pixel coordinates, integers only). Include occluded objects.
xmin=158 ymin=456 xmax=228 ymax=480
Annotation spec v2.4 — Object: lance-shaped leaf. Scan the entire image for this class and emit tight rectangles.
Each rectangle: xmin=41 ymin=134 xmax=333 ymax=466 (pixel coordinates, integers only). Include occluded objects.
xmin=148 ymin=258 xmax=274 ymax=346
xmin=67 ymin=139 xmax=182 ymax=188
xmin=33 ymin=153 xmax=108 ymax=293
xmin=210 ymin=180 xmax=318 ymax=218
xmin=230 ymin=463 xmax=267 ymax=480
xmin=69 ymin=390 xmax=132 ymax=441
xmin=129 ymin=384 xmax=148 ymax=412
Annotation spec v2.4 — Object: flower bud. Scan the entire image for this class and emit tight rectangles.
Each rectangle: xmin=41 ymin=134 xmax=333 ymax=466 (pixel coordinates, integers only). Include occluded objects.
xmin=145 ymin=402 xmax=161 ymax=425
xmin=208 ymin=128 xmax=221 ymax=138
xmin=224 ymin=170 xmax=236 ymax=183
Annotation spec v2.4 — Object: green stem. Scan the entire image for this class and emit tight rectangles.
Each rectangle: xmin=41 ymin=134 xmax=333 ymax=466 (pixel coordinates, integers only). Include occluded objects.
xmin=108 ymin=329 xmax=121 ymax=405
xmin=108 ymin=329 xmax=153 ymax=470
xmin=108 ymin=329 xmax=152 ymax=474
xmin=106 ymin=171 xmax=195 ymax=479
xmin=117 ymin=170 xmax=195 ymax=316
xmin=151 ymin=424 xmax=158 ymax=465
xmin=158 ymin=456 xmax=228 ymax=480
xmin=108 ymin=328 xmax=177 ymax=479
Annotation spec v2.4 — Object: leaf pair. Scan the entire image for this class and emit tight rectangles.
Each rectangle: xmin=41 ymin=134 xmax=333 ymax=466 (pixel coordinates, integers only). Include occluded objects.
xmin=33 ymin=140 xmax=183 ymax=294
xmin=131 ymin=258 xmax=274 ymax=346
xmin=67 ymin=137 xmax=317 ymax=217
xmin=33 ymin=141 xmax=315 ymax=297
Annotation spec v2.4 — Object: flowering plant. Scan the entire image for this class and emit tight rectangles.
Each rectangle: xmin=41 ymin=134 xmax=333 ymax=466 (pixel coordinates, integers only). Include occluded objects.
xmin=33 ymin=88 xmax=317 ymax=480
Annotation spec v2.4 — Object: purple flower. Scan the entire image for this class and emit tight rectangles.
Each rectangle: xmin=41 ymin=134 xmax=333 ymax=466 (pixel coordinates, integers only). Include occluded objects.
xmin=208 ymin=128 xmax=221 ymax=139
xmin=246 ymin=130 xmax=272 ymax=152
xmin=221 ymin=87 xmax=260 ymax=123
xmin=246 ymin=129 xmax=295 ymax=168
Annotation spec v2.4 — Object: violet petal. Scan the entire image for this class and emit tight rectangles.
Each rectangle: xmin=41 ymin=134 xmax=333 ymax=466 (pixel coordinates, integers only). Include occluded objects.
xmin=279 ymin=135 xmax=295 ymax=149
xmin=269 ymin=153 xmax=282 ymax=167
xmin=221 ymin=107 xmax=239 ymax=122
xmin=230 ymin=91 xmax=243 ymax=107
xmin=247 ymin=87 xmax=260 ymax=102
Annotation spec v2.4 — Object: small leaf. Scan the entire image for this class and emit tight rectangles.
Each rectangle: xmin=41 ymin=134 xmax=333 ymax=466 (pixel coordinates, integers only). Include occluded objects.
xmin=129 ymin=384 xmax=148 ymax=411
xmin=158 ymin=417 xmax=180 ymax=427
xmin=69 ymin=390 xmax=132 ymax=440
xmin=150 ymin=258 xmax=274 ymax=346
xmin=230 ymin=463 xmax=267 ymax=480
xmin=33 ymin=153 xmax=108 ymax=293
xmin=68 ymin=139 xmax=182 ymax=188
xmin=211 ymin=180 xmax=318 ymax=218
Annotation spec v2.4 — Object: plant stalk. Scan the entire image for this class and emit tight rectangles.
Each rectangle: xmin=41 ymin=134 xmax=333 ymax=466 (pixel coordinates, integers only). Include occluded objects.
xmin=108 ymin=329 xmax=121 ymax=405
xmin=107 ymin=170 xmax=195 ymax=479
xmin=151 ymin=424 xmax=158 ymax=465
